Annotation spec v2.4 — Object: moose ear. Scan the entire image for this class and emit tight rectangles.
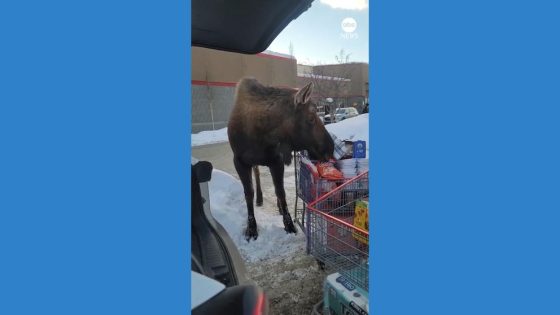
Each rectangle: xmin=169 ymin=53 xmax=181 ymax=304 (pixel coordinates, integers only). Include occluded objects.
xmin=294 ymin=82 xmax=313 ymax=106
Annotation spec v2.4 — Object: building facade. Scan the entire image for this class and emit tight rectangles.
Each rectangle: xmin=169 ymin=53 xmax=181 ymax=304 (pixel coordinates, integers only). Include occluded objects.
xmin=191 ymin=47 xmax=296 ymax=133
xmin=191 ymin=47 xmax=369 ymax=133
xmin=296 ymin=62 xmax=369 ymax=114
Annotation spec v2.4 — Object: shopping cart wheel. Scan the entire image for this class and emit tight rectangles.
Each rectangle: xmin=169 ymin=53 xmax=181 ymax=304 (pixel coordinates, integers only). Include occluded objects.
xmin=317 ymin=260 xmax=326 ymax=270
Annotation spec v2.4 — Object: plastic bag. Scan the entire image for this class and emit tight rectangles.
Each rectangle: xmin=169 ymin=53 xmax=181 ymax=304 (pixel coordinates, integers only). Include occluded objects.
xmin=300 ymin=155 xmax=319 ymax=178
xmin=317 ymin=162 xmax=344 ymax=180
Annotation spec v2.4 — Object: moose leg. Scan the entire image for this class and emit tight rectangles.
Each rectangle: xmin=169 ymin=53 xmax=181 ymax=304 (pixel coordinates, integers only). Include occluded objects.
xmin=269 ymin=160 xmax=297 ymax=234
xmin=234 ymin=157 xmax=258 ymax=241
xmin=253 ymin=166 xmax=263 ymax=207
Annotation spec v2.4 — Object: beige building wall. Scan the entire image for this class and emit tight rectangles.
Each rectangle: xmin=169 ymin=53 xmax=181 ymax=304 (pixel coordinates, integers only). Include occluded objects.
xmin=191 ymin=47 xmax=297 ymax=133
xmin=295 ymin=62 xmax=369 ymax=113
xmin=191 ymin=47 xmax=297 ymax=87
xmin=312 ymin=62 xmax=369 ymax=97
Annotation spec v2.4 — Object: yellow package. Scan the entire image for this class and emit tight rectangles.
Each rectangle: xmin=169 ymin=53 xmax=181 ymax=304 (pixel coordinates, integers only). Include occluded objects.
xmin=352 ymin=199 xmax=369 ymax=245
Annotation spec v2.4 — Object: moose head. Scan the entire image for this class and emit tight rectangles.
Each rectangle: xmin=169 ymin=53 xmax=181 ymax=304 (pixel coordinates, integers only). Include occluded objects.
xmin=292 ymin=82 xmax=335 ymax=161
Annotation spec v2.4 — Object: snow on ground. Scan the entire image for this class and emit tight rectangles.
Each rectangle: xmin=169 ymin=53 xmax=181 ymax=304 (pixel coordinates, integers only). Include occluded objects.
xmin=192 ymin=113 xmax=370 ymax=150
xmin=208 ymin=168 xmax=307 ymax=263
xmin=191 ymin=127 xmax=228 ymax=147
xmin=207 ymin=167 xmax=325 ymax=313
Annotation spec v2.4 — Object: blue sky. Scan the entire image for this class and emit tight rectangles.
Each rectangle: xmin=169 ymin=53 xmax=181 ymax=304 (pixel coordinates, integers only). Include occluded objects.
xmin=267 ymin=0 xmax=369 ymax=65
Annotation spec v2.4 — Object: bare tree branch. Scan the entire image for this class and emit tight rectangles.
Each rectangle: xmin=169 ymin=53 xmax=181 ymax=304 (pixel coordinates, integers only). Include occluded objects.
xmin=304 ymin=49 xmax=353 ymax=115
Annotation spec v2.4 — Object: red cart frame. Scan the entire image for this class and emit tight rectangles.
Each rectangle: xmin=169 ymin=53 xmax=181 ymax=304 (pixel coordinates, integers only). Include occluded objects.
xmin=306 ymin=171 xmax=369 ymax=291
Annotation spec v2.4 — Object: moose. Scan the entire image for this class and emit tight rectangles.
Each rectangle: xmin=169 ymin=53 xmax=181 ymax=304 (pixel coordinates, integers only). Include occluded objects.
xmin=228 ymin=77 xmax=334 ymax=241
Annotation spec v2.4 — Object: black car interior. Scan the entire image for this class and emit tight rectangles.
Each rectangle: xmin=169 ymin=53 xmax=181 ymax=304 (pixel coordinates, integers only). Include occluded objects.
xmin=192 ymin=0 xmax=313 ymax=54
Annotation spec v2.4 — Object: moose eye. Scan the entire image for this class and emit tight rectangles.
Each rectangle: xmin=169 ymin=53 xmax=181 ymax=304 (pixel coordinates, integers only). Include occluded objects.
xmin=307 ymin=115 xmax=315 ymax=124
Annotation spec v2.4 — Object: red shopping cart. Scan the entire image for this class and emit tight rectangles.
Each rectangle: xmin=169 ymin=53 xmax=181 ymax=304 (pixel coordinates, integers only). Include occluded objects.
xmin=293 ymin=152 xmax=368 ymax=230
xmin=306 ymin=171 xmax=369 ymax=291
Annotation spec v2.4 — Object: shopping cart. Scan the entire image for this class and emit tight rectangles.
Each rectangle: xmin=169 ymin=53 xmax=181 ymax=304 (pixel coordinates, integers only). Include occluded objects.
xmin=306 ymin=171 xmax=369 ymax=291
xmin=293 ymin=152 xmax=350 ymax=230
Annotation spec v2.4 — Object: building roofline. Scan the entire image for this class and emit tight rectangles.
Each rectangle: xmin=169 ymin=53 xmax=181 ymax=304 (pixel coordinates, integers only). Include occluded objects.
xmin=297 ymin=73 xmax=351 ymax=81
xmin=259 ymin=50 xmax=294 ymax=61
xmin=297 ymin=61 xmax=368 ymax=66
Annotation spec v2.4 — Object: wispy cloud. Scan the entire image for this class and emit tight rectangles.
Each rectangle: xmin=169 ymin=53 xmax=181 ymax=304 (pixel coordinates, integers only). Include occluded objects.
xmin=320 ymin=0 xmax=368 ymax=10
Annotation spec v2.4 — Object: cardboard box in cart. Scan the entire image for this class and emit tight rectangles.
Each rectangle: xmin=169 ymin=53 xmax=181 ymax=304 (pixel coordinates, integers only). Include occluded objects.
xmin=352 ymin=199 xmax=369 ymax=245
xmin=323 ymin=272 xmax=369 ymax=315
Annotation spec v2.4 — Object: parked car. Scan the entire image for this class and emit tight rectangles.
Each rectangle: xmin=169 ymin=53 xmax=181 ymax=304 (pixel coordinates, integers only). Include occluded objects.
xmin=323 ymin=107 xmax=360 ymax=124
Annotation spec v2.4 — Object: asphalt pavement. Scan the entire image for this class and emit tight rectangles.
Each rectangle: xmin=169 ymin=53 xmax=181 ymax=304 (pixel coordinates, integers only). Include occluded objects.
xmin=191 ymin=142 xmax=237 ymax=176
xmin=191 ymin=141 xmax=297 ymax=215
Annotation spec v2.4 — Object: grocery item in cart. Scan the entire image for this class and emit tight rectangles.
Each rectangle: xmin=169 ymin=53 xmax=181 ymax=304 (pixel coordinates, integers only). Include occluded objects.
xmin=343 ymin=140 xmax=354 ymax=159
xmin=336 ymin=158 xmax=358 ymax=179
xmin=323 ymin=272 xmax=369 ymax=315
xmin=353 ymin=199 xmax=369 ymax=245
xmin=356 ymin=158 xmax=369 ymax=174
xmin=331 ymin=133 xmax=352 ymax=160
xmin=300 ymin=155 xmax=319 ymax=177
xmin=353 ymin=140 xmax=367 ymax=158
xmin=320 ymin=181 xmax=338 ymax=196
xmin=295 ymin=152 xmax=348 ymax=205
xmin=317 ymin=161 xmax=344 ymax=180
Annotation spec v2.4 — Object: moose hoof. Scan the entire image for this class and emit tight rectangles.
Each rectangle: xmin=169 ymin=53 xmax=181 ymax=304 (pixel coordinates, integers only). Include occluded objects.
xmin=283 ymin=215 xmax=297 ymax=234
xmin=256 ymin=198 xmax=263 ymax=207
xmin=245 ymin=217 xmax=258 ymax=241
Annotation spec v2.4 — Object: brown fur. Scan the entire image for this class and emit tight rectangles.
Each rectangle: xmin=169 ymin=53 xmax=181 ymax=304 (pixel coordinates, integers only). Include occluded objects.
xmin=228 ymin=77 xmax=333 ymax=166
xmin=227 ymin=77 xmax=334 ymax=241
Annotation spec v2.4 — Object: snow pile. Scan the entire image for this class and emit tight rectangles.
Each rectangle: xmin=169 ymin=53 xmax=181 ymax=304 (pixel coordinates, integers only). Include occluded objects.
xmin=191 ymin=128 xmax=228 ymax=147
xmin=191 ymin=114 xmax=370 ymax=151
xmin=208 ymin=169 xmax=306 ymax=262
xmin=326 ymin=113 xmax=369 ymax=143
xmin=326 ymin=114 xmax=369 ymax=158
